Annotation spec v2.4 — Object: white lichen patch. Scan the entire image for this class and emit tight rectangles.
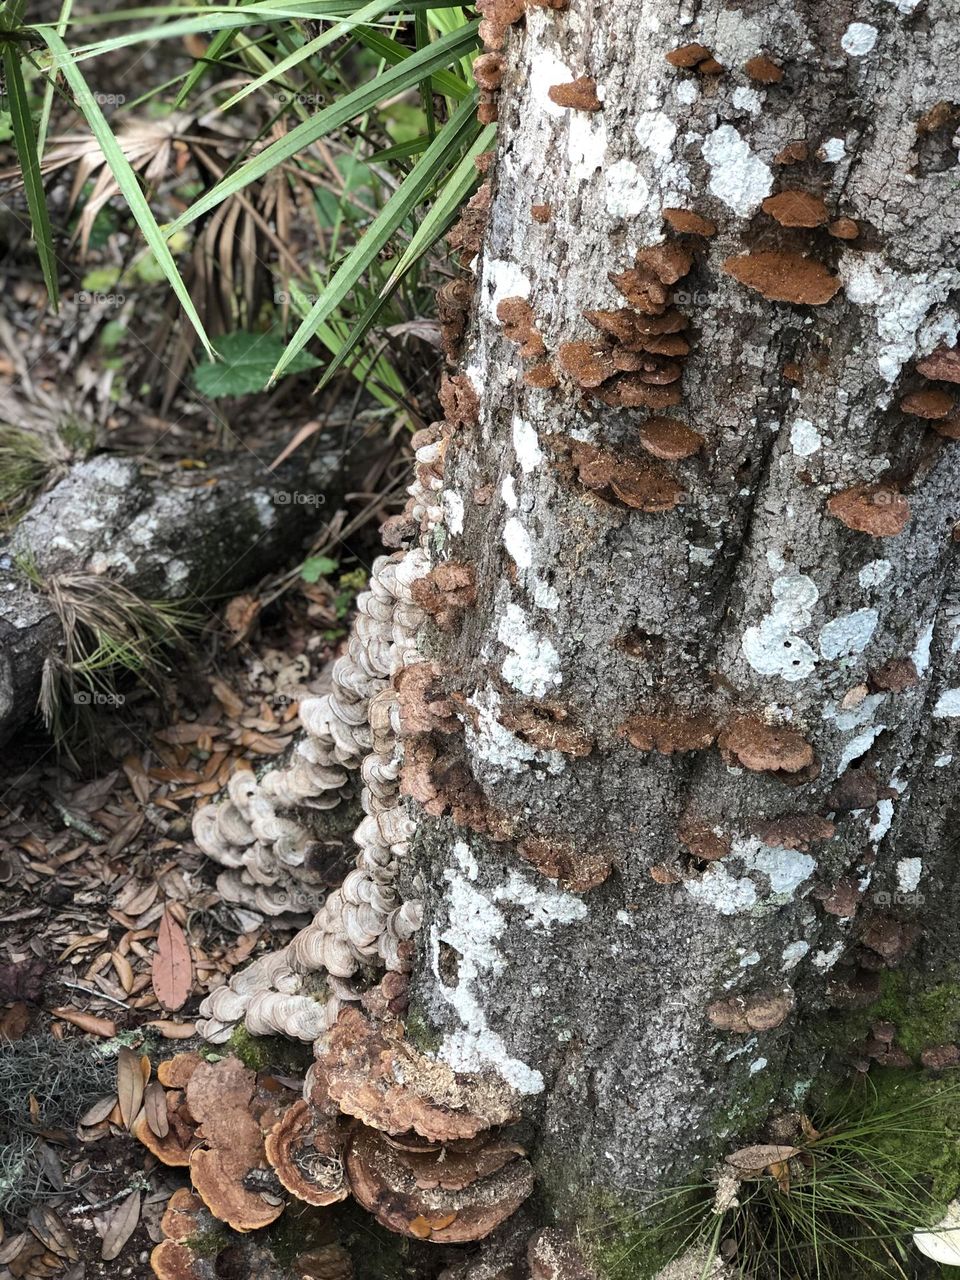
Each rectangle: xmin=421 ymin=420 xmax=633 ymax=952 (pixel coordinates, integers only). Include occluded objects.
xmin=492 ymin=870 xmax=588 ymax=930
xmin=858 ymin=559 xmax=892 ymax=589
xmin=821 ymin=137 xmax=846 ymax=162
xmin=527 ymin=41 xmax=573 ymax=119
xmin=452 ymin=839 xmax=478 ymax=882
xmin=789 ymin=418 xmax=821 ymax=456
xmin=742 ymin=573 xmax=819 ymax=682
xmin=812 ymin=942 xmax=844 ymax=971
xmin=465 ymin=685 xmax=566 ymax=776
xmin=781 ymin=940 xmax=810 ymax=970
xmin=568 ymin=107 xmax=608 ymax=186
xmin=442 ymin=491 xmax=464 ymax=536
xmin=841 ymin=22 xmax=878 ymax=55
xmin=897 ymin=857 xmax=922 ymax=893
xmin=870 ymin=798 xmax=895 ymax=843
xmin=936 ymin=754 xmax=953 ymax=767
xmin=818 ymin=608 xmax=878 ymax=661
xmin=933 ymin=689 xmax=960 ymax=718
xmin=497 ymin=602 xmax=562 ymax=698
xmin=634 ymin=109 xmax=678 ymax=162
xmin=605 ymin=158 xmax=651 ymax=219
xmin=840 ymin=253 xmax=960 ymax=382
xmin=675 ymin=79 xmax=699 ymax=105
xmin=837 ymin=726 xmax=885 ymax=775
xmin=737 ymin=837 xmax=816 ymax=899
xmin=512 ymin=416 xmax=543 ymax=473
xmin=750 ymin=1057 xmax=768 ymax=1075
xmin=685 ymin=863 xmax=758 ymax=915
xmin=481 ymin=258 xmax=531 ymax=323
xmin=685 ymin=838 xmax=815 ymax=917
xmin=701 ymin=125 xmax=773 ymax=216
xmin=912 ymin=622 xmax=934 ymax=676
xmin=500 ymin=476 xmax=517 ymax=511
xmin=732 ymin=85 xmax=763 ymax=115
xmin=503 ymin=517 xmax=533 ymax=572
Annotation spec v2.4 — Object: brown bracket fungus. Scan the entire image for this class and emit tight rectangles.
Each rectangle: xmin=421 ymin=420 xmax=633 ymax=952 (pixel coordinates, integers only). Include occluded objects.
xmin=635 ymin=241 xmax=694 ymax=285
xmin=828 ymin=217 xmax=860 ymax=240
xmin=744 ymin=54 xmax=783 ymax=84
xmin=707 ymin=988 xmax=795 ymax=1033
xmin=344 ymin=1125 xmax=534 ymax=1243
xmin=900 ymin=387 xmax=955 ymax=419
xmin=753 ymin=815 xmax=835 ymax=850
xmin=718 ymin=716 xmax=815 ymax=775
xmin=636 ymin=416 xmax=704 ymax=460
xmin=547 ymin=76 xmax=602 ymax=112
xmin=500 ymin=701 xmax=595 ymax=757
xmin=723 ymin=251 xmax=840 ymax=305
xmin=869 ymin=657 xmax=919 ymax=693
xmin=761 ymin=190 xmax=829 ymax=228
xmin=917 ymin=344 xmax=960 ymax=383
xmin=531 ymin=202 xmax=552 ymax=223
xmin=826 ymin=484 xmax=910 ymax=537
xmin=496 ymin=296 xmax=546 ymax=359
xmin=410 ymin=561 xmax=477 ymax=631
xmin=568 ymin=441 xmax=684 ymax=512
xmin=622 ymin=710 xmax=718 ymax=754
xmin=517 ymin=835 xmax=612 ymax=892
xmin=677 ymin=820 xmax=730 ymax=863
xmin=665 ymin=43 xmax=724 ymax=74
xmin=557 ymin=340 xmax=618 ymax=388
xmin=264 ymin=1099 xmax=349 ymax=1207
xmin=313 ymin=1007 xmax=520 ymax=1142
xmin=662 ymin=207 xmax=717 ymax=237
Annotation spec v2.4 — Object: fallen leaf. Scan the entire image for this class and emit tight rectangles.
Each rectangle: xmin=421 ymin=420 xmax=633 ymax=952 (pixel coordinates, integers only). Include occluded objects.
xmin=143 ymin=1019 xmax=197 ymax=1039
xmin=0 ymin=1001 xmax=31 ymax=1040
xmin=152 ymin=911 xmax=193 ymax=1011
xmin=27 ymin=1207 xmax=78 ymax=1261
xmin=52 ymin=1008 xmax=116 ymax=1037
xmin=144 ymin=1081 xmax=169 ymax=1138
xmin=98 ymin=1190 xmax=140 ymax=1261
xmin=223 ymin=594 xmax=262 ymax=647
xmin=79 ymin=1095 xmax=119 ymax=1127
xmin=117 ymin=1047 xmax=145 ymax=1130
xmin=111 ymin=951 xmax=134 ymax=994
xmin=105 ymin=812 xmax=144 ymax=860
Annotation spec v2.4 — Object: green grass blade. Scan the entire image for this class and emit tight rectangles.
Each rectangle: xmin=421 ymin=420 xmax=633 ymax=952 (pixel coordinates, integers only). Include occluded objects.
xmin=36 ymin=0 xmax=74 ymax=155
xmin=269 ymin=91 xmax=479 ymax=383
xmin=353 ymin=24 xmax=470 ymax=98
xmin=175 ymin=23 xmax=238 ymax=106
xmin=3 ymin=45 xmax=59 ymax=309
xmin=37 ymin=27 xmax=213 ymax=355
xmin=383 ymin=119 xmax=494 ymax=291
xmin=165 ymin=19 xmax=479 ymax=235
xmin=218 ymin=0 xmax=411 ymax=111
xmin=414 ymin=10 xmax=436 ymax=140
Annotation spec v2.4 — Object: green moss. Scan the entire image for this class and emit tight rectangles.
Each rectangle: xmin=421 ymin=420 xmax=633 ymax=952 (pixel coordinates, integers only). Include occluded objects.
xmin=871 ymin=972 xmax=960 ymax=1057
xmin=184 ymin=1227 xmax=230 ymax=1258
xmin=225 ymin=1024 xmax=312 ymax=1075
xmin=403 ymin=1005 xmax=442 ymax=1055
xmin=265 ymin=1203 xmax=337 ymax=1267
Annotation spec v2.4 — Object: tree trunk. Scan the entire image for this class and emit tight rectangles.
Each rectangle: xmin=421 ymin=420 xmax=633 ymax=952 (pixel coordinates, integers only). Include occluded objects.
xmin=404 ymin=0 xmax=960 ymax=1238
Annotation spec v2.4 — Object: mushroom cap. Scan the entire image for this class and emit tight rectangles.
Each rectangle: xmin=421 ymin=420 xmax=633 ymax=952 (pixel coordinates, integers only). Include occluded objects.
xmin=150 ymin=1241 xmax=201 ymax=1280
xmin=900 ymin=387 xmax=954 ymax=419
xmin=190 ymin=1147 xmax=285 ymax=1232
xmin=665 ymin=42 xmax=713 ymax=68
xmin=160 ymin=1190 xmax=203 ymax=1241
xmin=826 ymin=484 xmax=910 ymax=537
xmin=635 ymin=241 xmax=694 ymax=285
xmin=707 ymin=988 xmax=795 ymax=1033
xmin=761 ymin=190 xmax=829 ymax=227
xmin=636 ymin=416 xmax=705 ymax=460
xmin=662 ymin=208 xmax=717 ymax=237
xmin=744 ymin=54 xmax=783 ymax=83
xmin=622 ymin=710 xmax=718 ymax=754
xmin=827 ymin=217 xmax=860 ymax=240
xmin=917 ymin=345 xmax=960 ymax=384
xmin=157 ymin=1053 xmax=203 ymax=1090
xmin=719 ymin=717 xmax=814 ymax=774
xmin=547 ymin=76 xmax=601 ymax=112
xmin=934 ymin=417 xmax=960 ymax=440
xmin=133 ymin=1108 xmax=196 ymax=1167
xmin=314 ymin=1008 xmax=519 ymax=1142
xmin=723 ymin=251 xmax=840 ymax=305
xmin=264 ymin=1100 xmax=349 ymax=1207
xmin=344 ymin=1125 xmax=534 ymax=1244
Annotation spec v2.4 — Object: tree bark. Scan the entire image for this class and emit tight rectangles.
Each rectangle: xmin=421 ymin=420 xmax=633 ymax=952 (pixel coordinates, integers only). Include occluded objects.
xmin=403 ymin=0 xmax=960 ymax=1238
xmin=0 ymin=436 xmax=367 ymax=743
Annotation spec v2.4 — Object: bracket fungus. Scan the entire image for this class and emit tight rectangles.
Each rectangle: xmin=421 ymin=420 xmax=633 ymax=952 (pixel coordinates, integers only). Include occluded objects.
xmin=547 ymin=76 xmax=602 ymax=112
xmin=826 ymin=484 xmax=910 ymax=537
xmin=410 ymin=561 xmax=478 ymax=631
xmin=761 ymin=190 xmax=829 ymax=228
xmin=827 ymin=216 xmax=860 ymax=240
xmin=718 ymin=716 xmax=815 ymax=775
xmin=723 ymin=251 xmax=840 ymax=305
xmin=500 ymin=701 xmax=594 ymax=757
xmin=662 ymin=207 xmax=717 ymax=237
xmin=568 ymin=441 xmax=684 ymax=513
xmin=496 ymin=296 xmax=546 ymax=359
xmin=264 ymin=1099 xmax=349 ymax=1206
xmin=622 ymin=709 xmax=718 ymax=754
xmin=636 ymin=416 xmax=704 ymax=460
xmin=744 ymin=54 xmax=783 ymax=83
xmin=517 ymin=835 xmax=612 ymax=892
xmin=665 ymin=43 xmax=724 ymax=74
xmin=753 ymin=815 xmax=834 ymax=850
xmin=917 ymin=344 xmax=960 ymax=383
xmin=345 ymin=1125 xmax=533 ymax=1243
xmin=707 ymin=988 xmax=795 ymax=1033
xmin=677 ymin=820 xmax=730 ymax=863
xmin=900 ymin=387 xmax=955 ymax=419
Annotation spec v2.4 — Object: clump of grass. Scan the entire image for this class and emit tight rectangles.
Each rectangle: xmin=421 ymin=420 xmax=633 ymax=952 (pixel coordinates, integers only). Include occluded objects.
xmin=0 ymin=423 xmax=72 ymax=530
xmin=32 ymin=570 xmax=197 ymax=742
xmin=601 ymin=1076 xmax=960 ymax=1280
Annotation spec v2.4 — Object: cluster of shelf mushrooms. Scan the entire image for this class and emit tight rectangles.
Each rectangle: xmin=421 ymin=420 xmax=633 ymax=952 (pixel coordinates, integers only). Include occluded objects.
xmin=193 ymin=546 xmax=433 ymax=1045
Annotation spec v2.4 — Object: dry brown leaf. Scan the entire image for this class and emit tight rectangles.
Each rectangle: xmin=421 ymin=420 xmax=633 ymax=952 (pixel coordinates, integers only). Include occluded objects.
xmin=111 ymin=951 xmax=134 ymax=994
xmin=98 ymin=1190 xmax=140 ymax=1261
xmin=155 ymin=722 xmax=223 ymax=745
xmin=152 ymin=911 xmax=193 ymax=1011
xmin=117 ymin=1047 xmax=145 ymax=1130
xmin=27 ymin=1207 xmax=78 ymax=1261
xmin=122 ymin=756 xmax=151 ymax=805
xmin=52 ymin=1008 xmax=116 ymax=1037
xmin=210 ymin=678 xmax=244 ymax=718
xmin=105 ymin=813 xmax=145 ymax=860
xmin=0 ymin=1001 xmax=30 ymax=1040
xmin=144 ymin=1080 xmax=169 ymax=1138
xmin=57 ymin=932 xmax=109 ymax=962
xmin=144 ymin=1019 xmax=197 ymax=1039
xmin=79 ymin=1094 xmax=118 ymax=1127
xmin=223 ymin=594 xmax=262 ymax=647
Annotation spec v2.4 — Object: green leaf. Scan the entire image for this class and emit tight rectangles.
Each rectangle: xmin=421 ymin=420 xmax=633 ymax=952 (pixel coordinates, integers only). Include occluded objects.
xmin=175 ymin=23 xmax=238 ymax=107
xmin=193 ymin=331 xmax=320 ymax=397
xmin=37 ymin=27 xmax=214 ymax=354
xmin=300 ymin=555 xmax=338 ymax=583
xmin=218 ymin=0 xmax=410 ymax=112
xmin=165 ymin=18 xmax=479 ymax=235
xmin=2 ymin=44 xmax=59 ymax=309
xmin=36 ymin=0 xmax=74 ymax=155
xmin=352 ymin=24 xmax=469 ymax=99
xmin=270 ymin=90 xmax=480 ymax=383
